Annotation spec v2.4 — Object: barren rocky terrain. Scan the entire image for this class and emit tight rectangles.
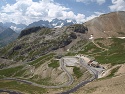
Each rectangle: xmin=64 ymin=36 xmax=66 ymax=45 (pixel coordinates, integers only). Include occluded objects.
xmin=74 ymin=64 xmax=125 ymax=94
xmin=84 ymin=11 xmax=125 ymax=38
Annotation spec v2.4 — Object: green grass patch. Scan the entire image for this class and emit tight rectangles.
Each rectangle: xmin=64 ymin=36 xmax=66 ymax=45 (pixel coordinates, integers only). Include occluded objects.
xmin=8 ymin=51 xmax=19 ymax=59
xmin=78 ymin=42 xmax=102 ymax=54
xmin=65 ymin=52 xmax=77 ymax=56
xmin=70 ymin=40 xmax=88 ymax=51
xmin=29 ymin=53 xmax=54 ymax=66
xmin=0 ymin=80 xmax=46 ymax=94
xmin=48 ymin=60 xmax=60 ymax=68
xmin=13 ymin=69 xmax=26 ymax=77
xmin=95 ymin=53 xmax=125 ymax=65
xmin=73 ymin=67 xmax=83 ymax=78
xmin=34 ymin=53 xmax=54 ymax=68
xmin=0 ymin=66 xmax=23 ymax=78
xmin=77 ymin=38 xmax=125 ymax=65
xmin=95 ymin=38 xmax=125 ymax=65
xmin=96 ymin=42 xmax=107 ymax=48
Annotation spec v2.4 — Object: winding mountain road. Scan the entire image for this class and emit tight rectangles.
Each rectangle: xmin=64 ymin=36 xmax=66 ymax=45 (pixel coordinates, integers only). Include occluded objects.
xmin=0 ymin=89 xmax=22 ymax=94
xmin=59 ymin=57 xmax=98 ymax=94
xmin=1 ymin=56 xmax=99 ymax=94
xmin=1 ymin=58 xmax=74 ymax=89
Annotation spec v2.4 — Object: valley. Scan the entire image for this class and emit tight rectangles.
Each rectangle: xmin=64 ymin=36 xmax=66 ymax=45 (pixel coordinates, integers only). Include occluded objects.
xmin=0 ymin=11 xmax=125 ymax=94
xmin=0 ymin=37 xmax=125 ymax=94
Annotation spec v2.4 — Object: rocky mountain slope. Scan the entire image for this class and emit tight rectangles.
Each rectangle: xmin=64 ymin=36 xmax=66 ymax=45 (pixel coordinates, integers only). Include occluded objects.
xmin=0 ymin=24 xmax=87 ymax=62
xmin=0 ymin=11 xmax=125 ymax=94
xmin=84 ymin=11 xmax=125 ymax=38
xmin=0 ymin=11 xmax=125 ymax=69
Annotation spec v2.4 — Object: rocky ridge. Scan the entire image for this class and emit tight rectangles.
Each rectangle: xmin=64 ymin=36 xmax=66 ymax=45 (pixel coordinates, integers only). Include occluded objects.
xmin=84 ymin=11 xmax=125 ymax=38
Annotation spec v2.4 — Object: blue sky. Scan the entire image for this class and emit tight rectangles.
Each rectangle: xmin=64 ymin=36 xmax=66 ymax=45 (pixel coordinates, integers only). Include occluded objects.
xmin=0 ymin=0 xmax=125 ymax=25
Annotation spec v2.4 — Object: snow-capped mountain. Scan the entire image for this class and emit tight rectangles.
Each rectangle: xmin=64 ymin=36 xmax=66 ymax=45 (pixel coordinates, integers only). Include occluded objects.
xmin=0 ymin=19 xmax=76 ymax=47
xmin=0 ymin=22 xmax=27 ymax=33
xmin=26 ymin=19 xmax=76 ymax=28
xmin=0 ymin=19 xmax=76 ymax=33
xmin=50 ymin=18 xmax=76 ymax=28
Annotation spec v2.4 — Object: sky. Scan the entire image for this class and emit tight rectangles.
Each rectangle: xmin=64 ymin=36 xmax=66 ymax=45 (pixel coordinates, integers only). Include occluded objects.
xmin=0 ymin=0 xmax=125 ymax=25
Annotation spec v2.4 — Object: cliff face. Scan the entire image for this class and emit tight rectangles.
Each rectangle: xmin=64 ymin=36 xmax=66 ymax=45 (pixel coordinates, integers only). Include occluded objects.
xmin=84 ymin=11 xmax=125 ymax=38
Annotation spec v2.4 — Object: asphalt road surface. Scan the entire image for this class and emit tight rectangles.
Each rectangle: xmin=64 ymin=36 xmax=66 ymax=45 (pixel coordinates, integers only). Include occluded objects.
xmin=58 ymin=57 xmax=98 ymax=94
xmin=0 ymin=56 xmax=99 ymax=94
xmin=0 ymin=89 xmax=22 ymax=94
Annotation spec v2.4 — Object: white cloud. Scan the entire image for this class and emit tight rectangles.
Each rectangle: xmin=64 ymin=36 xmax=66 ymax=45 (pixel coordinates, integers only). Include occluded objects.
xmin=0 ymin=0 xmax=86 ymax=25
xmin=0 ymin=0 xmax=104 ymax=25
xmin=75 ymin=14 xmax=86 ymax=23
xmin=76 ymin=0 xmax=106 ymax=5
xmin=109 ymin=0 xmax=125 ymax=11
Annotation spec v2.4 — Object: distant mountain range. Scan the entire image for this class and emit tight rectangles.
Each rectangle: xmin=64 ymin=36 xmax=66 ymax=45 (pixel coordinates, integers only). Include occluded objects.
xmin=0 ymin=19 xmax=76 ymax=33
xmin=1 ymin=11 xmax=125 ymax=48
xmin=0 ymin=22 xmax=27 ymax=33
xmin=0 ymin=19 xmax=76 ymax=47
xmin=0 ymin=27 xmax=18 ymax=47
xmin=26 ymin=18 xmax=76 ymax=28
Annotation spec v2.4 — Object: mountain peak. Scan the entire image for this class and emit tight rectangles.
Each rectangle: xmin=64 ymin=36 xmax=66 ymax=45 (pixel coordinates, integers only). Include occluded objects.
xmin=26 ymin=19 xmax=76 ymax=29
xmin=84 ymin=11 xmax=125 ymax=38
